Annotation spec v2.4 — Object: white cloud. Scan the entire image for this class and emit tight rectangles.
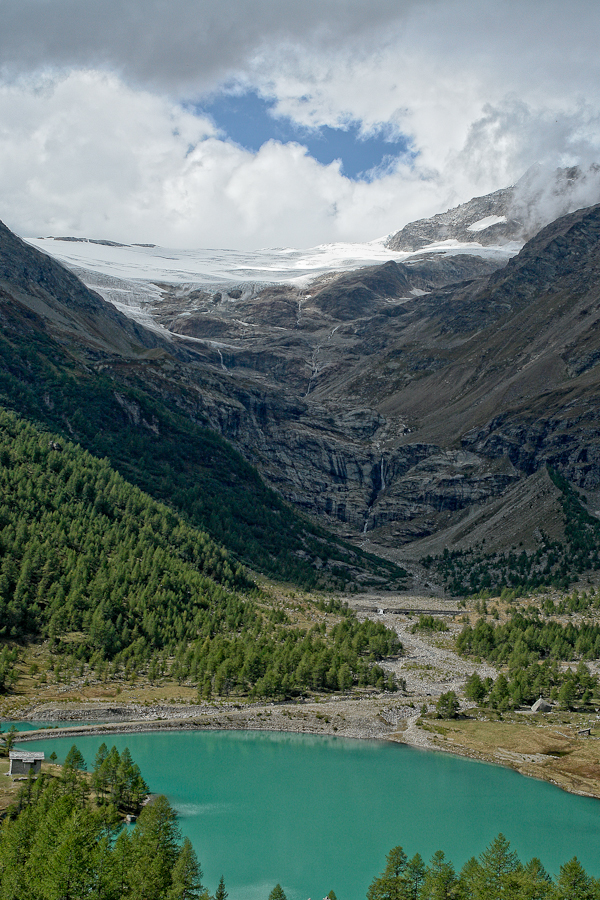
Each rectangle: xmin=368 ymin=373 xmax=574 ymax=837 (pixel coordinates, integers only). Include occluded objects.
xmin=250 ymin=1 xmax=600 ymax=184
xmin=0 ymin=71 xmax=447 ymax=247
xmin=2 ymin=1 xmax=600 ymax=247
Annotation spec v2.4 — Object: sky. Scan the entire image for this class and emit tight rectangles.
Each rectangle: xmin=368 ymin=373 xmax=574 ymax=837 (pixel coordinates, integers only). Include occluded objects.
xmin=1 ymin=0 xmax=600 ymax=249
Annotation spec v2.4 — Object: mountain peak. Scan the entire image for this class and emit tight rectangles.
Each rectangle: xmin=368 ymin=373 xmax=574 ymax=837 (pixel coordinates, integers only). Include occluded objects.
xmin=386 ymin=164 xmax=600 ymax=254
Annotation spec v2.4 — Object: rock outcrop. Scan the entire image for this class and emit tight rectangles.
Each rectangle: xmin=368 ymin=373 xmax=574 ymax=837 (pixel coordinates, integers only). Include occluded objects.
xmin=151 ymin=201 xmax=600 ymax=552
xmin=386 ymin=186 xmax=521 ymax=251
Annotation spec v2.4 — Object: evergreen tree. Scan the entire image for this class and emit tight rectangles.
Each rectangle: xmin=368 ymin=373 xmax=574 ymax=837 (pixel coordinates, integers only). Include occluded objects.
xmin=458 ymin=856 xmax=482 ymax=900
xmin=34 ymin=802 xmax=99 ymax=900
xmin=92 ymin=743 xmax=109 ymax=802
xmin=213 ymin=874 xmax=228 ymax=900
xmin=64 ymin=744 xmax=87 ymax=772
xmin=404 ymin=853 xmax=425 ymax=900
xmin=168 ymin=837 xmax=207 ymax=900
xmin=2 ymin=725 xmax=17 ymax=756
xmin=421 ymin=850 xmax=458 ymax=900
xmin=367 ymin=846 xmax=409 ymax=900
xmin=464 ymin=672 xmax=487 ymax=702
xmin=519 ymin=857 xmax=554 ymax=900
xmin=129 ymin=795 xmax=182 ymax=900
xmin=558 ymin=677 xmax=577 ymax=710
xmin=555 ymin=857 xmax=596 ymax=900
xmin=268 ymin=885 xmax=287 ymax=900
xmin=471 ymin=834 xmax=522 ymax=900
xmin=106 ymin=828 xmax=133 ymax=900
xmin=436 ymin=691 xmax=460 ymax=719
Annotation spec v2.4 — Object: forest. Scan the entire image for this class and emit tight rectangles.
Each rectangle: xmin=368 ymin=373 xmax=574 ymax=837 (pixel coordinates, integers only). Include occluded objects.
xmin=0 ymin=747 xmax=203 ymax=900
xmin=0 ymin=408 xmax=401 ymax=698
xmin=366 ymin=835 xmax=600 ymax=900
xmin=0 ymin=326 xmax=406 ymax=591
xmin=456 ymin=609 xmax=600 ymax=709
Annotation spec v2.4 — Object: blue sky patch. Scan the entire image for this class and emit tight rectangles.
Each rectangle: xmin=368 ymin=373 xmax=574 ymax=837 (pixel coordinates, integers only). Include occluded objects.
xmin=195 ymin=91 xmax=411 ymax=180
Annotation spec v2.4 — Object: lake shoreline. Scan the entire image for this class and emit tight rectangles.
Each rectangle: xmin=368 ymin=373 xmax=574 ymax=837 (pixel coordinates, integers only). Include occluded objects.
xmin=17 ymin=712 xmax=600 ymax=895
xmin=12 ymin=696 xmax=600 ymax=802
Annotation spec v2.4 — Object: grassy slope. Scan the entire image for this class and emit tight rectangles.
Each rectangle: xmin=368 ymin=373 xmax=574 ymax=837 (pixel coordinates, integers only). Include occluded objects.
xmin=416 ymin=713 xmax=600 ymax=798
xmin=427 ymin=469 xmax=600 ymax=596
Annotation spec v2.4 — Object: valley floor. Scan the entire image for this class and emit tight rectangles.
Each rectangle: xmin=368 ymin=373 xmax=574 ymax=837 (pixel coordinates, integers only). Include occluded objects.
xmin=8 ymin=591 xmax=600 ymax=803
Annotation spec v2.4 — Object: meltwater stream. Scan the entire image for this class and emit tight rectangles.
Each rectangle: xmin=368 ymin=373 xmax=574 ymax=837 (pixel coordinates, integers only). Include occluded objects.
xmin=20 ymin=729 xmax=600 ymax=900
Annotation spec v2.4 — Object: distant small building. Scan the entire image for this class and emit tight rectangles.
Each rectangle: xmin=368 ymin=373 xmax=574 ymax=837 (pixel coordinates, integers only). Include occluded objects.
xmin=531 ymin=698 xmax=553 ymax=713
xmin=9 ymin=751 xmax=44 ymax=776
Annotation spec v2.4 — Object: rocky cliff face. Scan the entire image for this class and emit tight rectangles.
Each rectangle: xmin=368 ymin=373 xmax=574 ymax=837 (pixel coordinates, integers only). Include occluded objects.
xmin=6 ymin=196 xmax=600 ymax=565
xmin=136 ymin=201 xmax=600 ymax=556
xmin=101 ymin=247 xmax=519 ymax=549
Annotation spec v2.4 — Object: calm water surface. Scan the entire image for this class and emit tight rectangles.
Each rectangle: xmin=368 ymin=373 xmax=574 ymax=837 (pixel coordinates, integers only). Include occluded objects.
xmin=21 ymin=729 xmax=600 ymax=900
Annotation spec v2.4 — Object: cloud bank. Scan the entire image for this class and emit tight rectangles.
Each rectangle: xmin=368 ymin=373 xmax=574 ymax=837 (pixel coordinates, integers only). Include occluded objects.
xmin=1 ymin=0 xmax=600 ymax=247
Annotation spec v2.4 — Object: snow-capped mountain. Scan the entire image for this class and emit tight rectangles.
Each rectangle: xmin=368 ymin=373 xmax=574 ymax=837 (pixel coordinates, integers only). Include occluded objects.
xmin=26 ymin=230 xmax=516 ymax=331
xmin=387 ymin=164 xmax=600 ymax=251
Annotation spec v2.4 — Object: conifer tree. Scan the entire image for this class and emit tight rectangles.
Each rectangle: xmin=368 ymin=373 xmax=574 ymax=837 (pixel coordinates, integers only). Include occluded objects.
xmin=168 ymin=837 xmax=207 ymax=900
xmin=213 ymin=875 xmax=228 ymax=900
xmin=367 ymin=846 xmax=409 ymax=900
xmin=555 ymin=857 xmax=596 ymax=900
xmin=64 ymin=744 xmax=87 ymax=772
xmin=421 ymin=850 xmax=458 ymax=900
xmin=129 ymin=795 xmax=182 ymax=899
xmin=268 ymin=885 xmax=287 ymax=900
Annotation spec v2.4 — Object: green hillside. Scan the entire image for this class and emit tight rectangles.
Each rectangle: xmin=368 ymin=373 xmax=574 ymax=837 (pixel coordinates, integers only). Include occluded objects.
xmin=0 ymin=408 xmax=401 ymax=698
xmin=0 ymin=325 xmax=405 ymax=591
xmin=423 ymin=469 xmax=600 ymax=597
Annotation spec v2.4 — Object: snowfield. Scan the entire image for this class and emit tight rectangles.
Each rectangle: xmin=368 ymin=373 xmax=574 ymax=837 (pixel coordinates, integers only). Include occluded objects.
xmin=467 ymin=215 xmax=508 ymax=232
xmin=26 ymin=234 xmax=519 ymax=287
xmin=22 ymin=234 xmax=521 ymax=330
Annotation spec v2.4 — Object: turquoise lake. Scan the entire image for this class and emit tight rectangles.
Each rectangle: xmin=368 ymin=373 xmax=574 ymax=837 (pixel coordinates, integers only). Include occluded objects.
xmin=19 ymin=729 xmax=600 ymax=900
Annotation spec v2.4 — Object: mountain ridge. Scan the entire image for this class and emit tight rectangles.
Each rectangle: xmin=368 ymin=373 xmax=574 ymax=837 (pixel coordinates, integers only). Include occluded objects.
xmin=385 ymin=164 xmax=600 ymax=254
xmin=0 ymin=220 xmax=407 ymax=589
xmin=0 ymin=220 xmax=170 ymax=359
xmin=5 ymin=187 xmax=600 ymax=591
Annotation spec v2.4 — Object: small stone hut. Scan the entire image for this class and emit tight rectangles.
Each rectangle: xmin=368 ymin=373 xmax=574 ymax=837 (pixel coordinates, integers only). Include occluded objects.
xmin=531 ymin=698 xmax=553 ymax=713
xmin=9 ymin=750 xmax=44 ymax=776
